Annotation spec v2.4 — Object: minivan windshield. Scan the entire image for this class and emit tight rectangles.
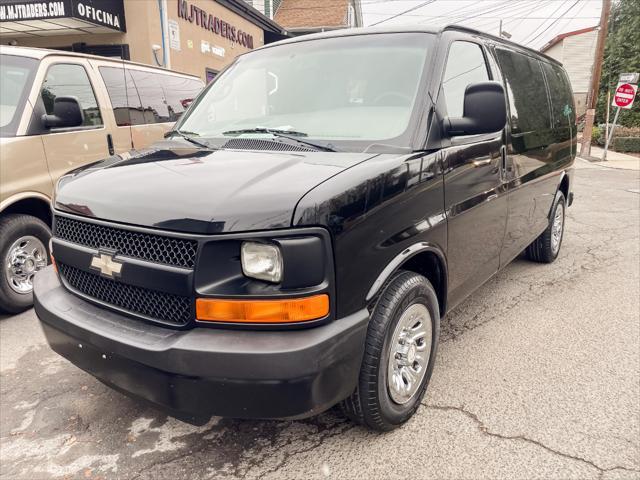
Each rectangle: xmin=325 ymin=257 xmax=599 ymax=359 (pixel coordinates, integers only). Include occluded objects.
xmin=0 ymin=55 xmax=38 ymax=137
xmin=177 ymin=33 xmax=432 ymax=150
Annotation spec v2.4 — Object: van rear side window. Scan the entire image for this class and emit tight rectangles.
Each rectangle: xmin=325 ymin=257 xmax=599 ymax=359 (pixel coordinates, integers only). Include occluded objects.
xmin=99 ymin=67 xmax=143 ymax=127
xmin=495 ymin=49 xmax=551 ymax=134
xmin=100 ymin=67 xmax=203 ymax=126
xmin=160 ymin=75 xmax=202 ymax=121
xmin=540 ymin=62 xmax=575 ymax=128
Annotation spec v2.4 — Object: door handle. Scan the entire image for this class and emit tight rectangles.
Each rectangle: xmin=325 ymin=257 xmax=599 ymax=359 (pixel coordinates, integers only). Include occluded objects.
xmin=107 ymin=134 xmax=115 ymax=156
xmin=500 ymin=146 xmax=507 ymax=179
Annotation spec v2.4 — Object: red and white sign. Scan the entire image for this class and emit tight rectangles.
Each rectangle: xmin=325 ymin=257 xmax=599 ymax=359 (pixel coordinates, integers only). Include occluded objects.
xmin=612 ymin=82 xmax=638 ymax=109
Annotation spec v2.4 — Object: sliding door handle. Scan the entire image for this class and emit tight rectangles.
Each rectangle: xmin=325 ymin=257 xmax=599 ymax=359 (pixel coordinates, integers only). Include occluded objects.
xmin=107 ymin=133 xmax=115 ymax=156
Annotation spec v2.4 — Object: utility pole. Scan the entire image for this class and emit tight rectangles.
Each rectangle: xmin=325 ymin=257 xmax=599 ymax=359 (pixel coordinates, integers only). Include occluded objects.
xmin=580 ymin=0 xmax=611 ymax=158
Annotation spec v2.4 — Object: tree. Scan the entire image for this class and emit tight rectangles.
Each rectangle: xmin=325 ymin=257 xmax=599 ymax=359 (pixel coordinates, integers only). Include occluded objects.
xmin=596 ymin=0 xmax=640 ymax=127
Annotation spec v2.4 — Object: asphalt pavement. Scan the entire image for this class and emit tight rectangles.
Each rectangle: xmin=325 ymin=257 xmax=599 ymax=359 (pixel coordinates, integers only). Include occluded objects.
xmin=1 ymin=159 xmax=639 ymax=480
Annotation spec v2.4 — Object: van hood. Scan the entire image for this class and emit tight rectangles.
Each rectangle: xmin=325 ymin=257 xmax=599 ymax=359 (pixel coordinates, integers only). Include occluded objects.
xmin=54 ymin=142 xmax=376 ymax=234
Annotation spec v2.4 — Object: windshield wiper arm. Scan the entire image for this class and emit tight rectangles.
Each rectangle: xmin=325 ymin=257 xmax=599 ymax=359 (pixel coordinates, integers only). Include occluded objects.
xmin=165 ymin=130 xmax=216 ymax=150
xmin=223 ymin=127 xmax=308 ymax=137
xmin=222 ymin=128 xmax=337 ymax=152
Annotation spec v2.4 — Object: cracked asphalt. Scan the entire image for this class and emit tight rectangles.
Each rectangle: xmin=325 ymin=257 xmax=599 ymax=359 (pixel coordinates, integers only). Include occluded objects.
xmin=1 ymin=159 xmax=639 ymax=480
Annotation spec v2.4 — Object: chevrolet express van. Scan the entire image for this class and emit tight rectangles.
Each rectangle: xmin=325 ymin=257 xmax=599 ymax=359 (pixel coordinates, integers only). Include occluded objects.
xmin=34 ymin=26 xmax=576 ymax=431
xmin=0 ymin=46 xmax=203 ymax=312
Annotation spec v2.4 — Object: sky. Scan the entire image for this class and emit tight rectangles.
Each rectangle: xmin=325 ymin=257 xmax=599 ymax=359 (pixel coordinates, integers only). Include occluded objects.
xmin=361 ymin=0 xmax=604 ymax=50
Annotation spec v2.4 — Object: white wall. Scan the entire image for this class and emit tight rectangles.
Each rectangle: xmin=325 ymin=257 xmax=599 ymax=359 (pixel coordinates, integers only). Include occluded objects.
xmin=544 ymin=29 xmax=598 ymax=94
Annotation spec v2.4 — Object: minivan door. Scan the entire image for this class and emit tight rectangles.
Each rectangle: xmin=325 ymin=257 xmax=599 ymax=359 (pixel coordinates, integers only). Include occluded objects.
xmin=493 ymin=48 xmax=558 ymax=264
xmin=36 ymin=59 xmax=111 ymax=183
xmin=439 ymin=39 xmax=508 ymax=308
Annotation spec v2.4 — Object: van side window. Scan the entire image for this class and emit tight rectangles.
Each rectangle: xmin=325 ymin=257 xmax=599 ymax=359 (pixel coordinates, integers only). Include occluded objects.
xmin=495 ymin=49 xmax=551 ymax=134
xmin=41 ymin=64 xmax=103 ymax=127
xmin=130 ymin=70 xmax=171 ymax=124
xmin=540 ymin=62 xmax=575 ymax=128
xmin=99 ymin=66 xmax=143 ymax=127
xmin=442 ymin=41 xmax=490 ymax=118
xmin=160 ymin=75 xmax=203 ymax=122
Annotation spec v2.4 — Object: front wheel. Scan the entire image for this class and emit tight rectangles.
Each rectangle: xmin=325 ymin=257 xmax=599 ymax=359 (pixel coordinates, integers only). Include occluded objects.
xmin=526 ymin=192 xmax=566 ymax=263
xmin=341 ymin=271 xmax=440 ymax=431
xmin=0 ymin=214 xmax=51 ymax=314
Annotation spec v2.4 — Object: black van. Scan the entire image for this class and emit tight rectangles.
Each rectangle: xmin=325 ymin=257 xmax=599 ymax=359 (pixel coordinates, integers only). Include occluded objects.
xmin=34 ymin=26 xmax=576 ymax=431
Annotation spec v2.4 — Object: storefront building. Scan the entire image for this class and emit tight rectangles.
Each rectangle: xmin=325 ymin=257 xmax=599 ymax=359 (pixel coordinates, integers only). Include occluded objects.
xmin=0 ymin=0 xmax=287 ymax=81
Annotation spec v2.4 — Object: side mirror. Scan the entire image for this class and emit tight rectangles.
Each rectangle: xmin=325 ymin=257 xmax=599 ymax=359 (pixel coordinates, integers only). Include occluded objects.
xmin=42 ymin=96 xmax=84 ymax=129
xmin=444 ymin=81 xmax=507 ymax=136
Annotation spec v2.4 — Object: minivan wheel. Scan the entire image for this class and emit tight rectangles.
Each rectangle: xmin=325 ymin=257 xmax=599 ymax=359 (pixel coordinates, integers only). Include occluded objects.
xmin=340 ymin=271 xmax=440 ymax=431
xmin=0 ymin=214 xmax=51 ymax=314
xmin=526 ymin=192 xmax=566 ymax=264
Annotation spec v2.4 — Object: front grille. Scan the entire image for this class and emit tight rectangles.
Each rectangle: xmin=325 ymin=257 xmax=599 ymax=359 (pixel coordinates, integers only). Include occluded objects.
xmin=58 ymin=263 xmax=192 ymax=326
xmin=55 ymin=216 xmax=198 ymax=268
xmin=222 ymin=138 xmax=316 ymax=152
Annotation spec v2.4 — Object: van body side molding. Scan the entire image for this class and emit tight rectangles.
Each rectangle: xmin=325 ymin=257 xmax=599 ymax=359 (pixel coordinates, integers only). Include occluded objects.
xmin=366 ymin=242 xmax=447 ymax=302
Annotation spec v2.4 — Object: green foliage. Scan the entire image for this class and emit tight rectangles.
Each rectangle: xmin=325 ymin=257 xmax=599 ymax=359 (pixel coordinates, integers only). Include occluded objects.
xmin=611 ymin=136 xmax=640 ymax=152
xmin=592 ymin=126 xmax=602 ymax=144
xmin=596 ymin=0 xmax=640 ymax=127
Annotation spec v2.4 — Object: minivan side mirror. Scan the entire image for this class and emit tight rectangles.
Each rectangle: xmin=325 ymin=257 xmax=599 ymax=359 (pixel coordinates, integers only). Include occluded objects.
xmin=444 ymin=82 xmax=507 ymax=136
xmin=42 ymin=96 xmax=84 ymax=129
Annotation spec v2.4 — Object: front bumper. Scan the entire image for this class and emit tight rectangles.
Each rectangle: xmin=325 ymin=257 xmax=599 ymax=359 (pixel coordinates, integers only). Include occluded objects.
xmin=34 ymin=267 xmax=368 ymax=423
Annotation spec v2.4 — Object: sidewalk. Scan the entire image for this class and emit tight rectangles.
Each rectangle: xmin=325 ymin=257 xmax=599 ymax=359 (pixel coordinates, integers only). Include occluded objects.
xmin=578 ymin=145 xmax=640 ymax=171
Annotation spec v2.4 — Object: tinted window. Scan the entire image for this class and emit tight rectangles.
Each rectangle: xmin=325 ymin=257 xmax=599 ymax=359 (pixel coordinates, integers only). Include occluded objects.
xmin=541 ymin=62 xmax=575 ymax=128
xmin=495 ymin=49 xmax=551 ymax=134
xmin=99 ymin=66 xmax=143 ymax=127
xmin=160 ymin=75 xmax=203 ymax=122
xmin=442 ymin=41 xmax=490 ymax=118
xmin=130 ymin=70 xmax=171 ymax=123
xmin=41 ymin=63 xmax=102 ymax=127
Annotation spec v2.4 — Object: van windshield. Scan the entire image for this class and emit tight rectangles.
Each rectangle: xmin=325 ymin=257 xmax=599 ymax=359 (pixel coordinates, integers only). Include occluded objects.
xmin=177 ymin=33 xmax=432 ymax=150
xmin=0 ymin=55 xmax=38 ymax=137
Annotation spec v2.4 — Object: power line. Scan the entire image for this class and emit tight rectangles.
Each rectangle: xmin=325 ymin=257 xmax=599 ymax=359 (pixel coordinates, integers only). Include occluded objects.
xmin=523 ymin=0 xmax=582 ymax=45
xmin=505 ymin=0 xmax=555 ymax=32
xmin=369 ymin=0 xmax=437 ymax=26
xmin=419 ymin=0 xmax=510 ymax=26
xmin=467 ymin=1 xmax=545 ymax=32
xmin=519 ymin=0 xmax=571 ymax=44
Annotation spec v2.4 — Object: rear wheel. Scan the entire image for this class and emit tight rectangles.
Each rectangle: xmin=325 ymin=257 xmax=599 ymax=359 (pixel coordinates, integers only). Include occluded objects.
xmin=341 ymin=271 xmax=440 ymax=431
xmin=0 ymin=214 xmax=51 ymax=314
xmin=526 ymin=192 xmax=565 ymax=263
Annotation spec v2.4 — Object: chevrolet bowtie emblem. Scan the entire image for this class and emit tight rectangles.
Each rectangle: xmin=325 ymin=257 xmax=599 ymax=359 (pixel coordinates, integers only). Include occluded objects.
xmin=90 ymin=252 xmax=123 ymax=278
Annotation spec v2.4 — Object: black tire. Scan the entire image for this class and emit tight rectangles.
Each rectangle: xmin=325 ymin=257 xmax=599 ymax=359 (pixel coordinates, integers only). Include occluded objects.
xmin=526 ymin=191 xmax=566 ymax=263
xmin=0 ymin=214 xmax=51 ymax=314
xmin=340 ymin=271 xmax=440 ymax=431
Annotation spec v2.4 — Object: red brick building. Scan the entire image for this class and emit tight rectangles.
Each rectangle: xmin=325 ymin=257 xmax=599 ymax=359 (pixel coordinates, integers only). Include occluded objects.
xmin=273 ymin=0 xmax=362 ymax=35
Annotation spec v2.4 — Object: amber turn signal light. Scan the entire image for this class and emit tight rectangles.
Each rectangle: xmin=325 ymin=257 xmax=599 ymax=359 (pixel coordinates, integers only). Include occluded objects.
xmin=196 ymin=294 xmax=330 ymax=324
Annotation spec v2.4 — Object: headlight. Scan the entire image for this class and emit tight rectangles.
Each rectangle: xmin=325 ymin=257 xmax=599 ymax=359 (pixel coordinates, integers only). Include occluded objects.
xmin=241 ymin=241 xmax=283 ymax=283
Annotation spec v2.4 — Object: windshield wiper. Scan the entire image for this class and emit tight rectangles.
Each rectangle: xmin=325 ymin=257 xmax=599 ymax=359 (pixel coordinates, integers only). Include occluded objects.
xmin=222 ymin=128 xmax=337 ymax=152
xmin=165 ymin=130 xmax=216 ymax=150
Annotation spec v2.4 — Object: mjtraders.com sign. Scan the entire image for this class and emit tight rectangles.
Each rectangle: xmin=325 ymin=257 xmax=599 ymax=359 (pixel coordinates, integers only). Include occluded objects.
xmin=178 ymin=0 xmax=254 ymax=49
xmin=0 ymin=0 xmax=126 ymax=32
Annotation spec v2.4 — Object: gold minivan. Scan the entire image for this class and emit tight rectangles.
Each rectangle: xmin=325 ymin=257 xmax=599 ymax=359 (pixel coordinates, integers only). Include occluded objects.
xmin=0 ymin=46 xmax=204 ymax=313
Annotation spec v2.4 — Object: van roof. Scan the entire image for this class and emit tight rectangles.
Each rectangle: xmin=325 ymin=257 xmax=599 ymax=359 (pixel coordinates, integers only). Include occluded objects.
xmin=260 ymin=24 xmax=563 ymax=67
xmin=0 ymin=45 xmax=201 ymax=78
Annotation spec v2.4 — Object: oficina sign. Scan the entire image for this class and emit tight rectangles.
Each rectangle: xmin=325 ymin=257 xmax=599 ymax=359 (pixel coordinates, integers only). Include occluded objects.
xmin=177 ymin=0 xmax=254 ymax=49
xmin=0 ymin=0 xmax=126 ymax=31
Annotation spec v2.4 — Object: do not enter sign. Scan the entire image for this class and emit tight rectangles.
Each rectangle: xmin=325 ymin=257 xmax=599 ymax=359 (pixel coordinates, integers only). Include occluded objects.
xmin=612 ymin=82 xmax=638 ymax=109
